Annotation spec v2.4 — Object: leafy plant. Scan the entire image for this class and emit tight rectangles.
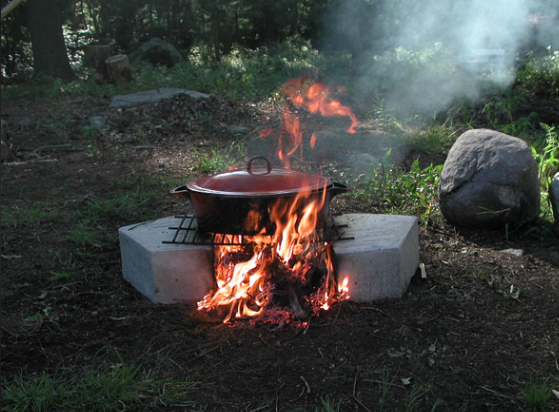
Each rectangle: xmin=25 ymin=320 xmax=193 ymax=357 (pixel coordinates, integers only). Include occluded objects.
xmin=530 ymin=124 xmax=559 ymax=223
xmin=354 ymin=149 xmax=443 ymax=225
xmin=411 ymin=120 xmax=458 ymax=154
xmin=532 ymin=124 xmax=558 ymax=188
xmin=515 ymin=47 xmax=559 ymax=98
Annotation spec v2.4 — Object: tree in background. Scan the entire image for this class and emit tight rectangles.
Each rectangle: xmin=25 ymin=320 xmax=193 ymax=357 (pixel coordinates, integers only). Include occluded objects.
xmin=1 ymin=0 xmax=335 ymax=81
xmin=26 ymin=0 xmax=76 ymax=81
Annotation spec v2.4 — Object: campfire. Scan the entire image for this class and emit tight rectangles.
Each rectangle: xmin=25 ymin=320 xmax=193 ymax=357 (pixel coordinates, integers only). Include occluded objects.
xmin=118 ymin=77 xmax=418 ymax=327
xmin=185 ymin=77 xmax=359 ymax=324
xmin=197 ymin=185 xmax=349 ymax=324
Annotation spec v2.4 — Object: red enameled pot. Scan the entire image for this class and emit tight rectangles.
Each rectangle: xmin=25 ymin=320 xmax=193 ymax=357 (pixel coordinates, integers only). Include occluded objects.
xmin=171 ymin=157 xmax=350 ymax=235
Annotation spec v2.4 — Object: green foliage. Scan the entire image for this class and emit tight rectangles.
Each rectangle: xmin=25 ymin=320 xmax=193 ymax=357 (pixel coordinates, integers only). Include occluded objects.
xmin=354 ymin=149 xmax=443 ymax=225
xmin=520 ymin=377 xmax=552 ymax=410
xmin=50 ymin=271 xmax=73 ymax=281
xmin=516 ymin=48 xmax=559 ymax=98
xmin=315 ymin=396 xmax=343 ymax=412
xmin=530 ymin=124 xmax=559 ymax=223
xmin=191 ymin=142 xmax=247 ymax=174
xmin=532 ymin=124 xmax=559 ymax=188
xmin=372 ymin=44 xmax=456 ymax=92
xmin=481 ymin=89 xmax=540 ymax=136
xmin=1 ymin=362 xmax=197 ymax=412
xmin=1 ymin=202 xmax=54 ymax=229
xmin=130 ymin=41 xmax=317 ymax=100
xmin=411 ymin=120 xmax=459 ymax=153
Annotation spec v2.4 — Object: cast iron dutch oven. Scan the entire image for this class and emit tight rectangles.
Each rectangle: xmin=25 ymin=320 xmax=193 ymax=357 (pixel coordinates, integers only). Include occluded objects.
xmin=171 ymin=157 xmax=350 ymax=235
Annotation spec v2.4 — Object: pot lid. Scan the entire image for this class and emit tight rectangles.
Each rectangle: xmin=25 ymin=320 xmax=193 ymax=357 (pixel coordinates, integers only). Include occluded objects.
xmin=186 ymin=157 xmax=331 ymax=197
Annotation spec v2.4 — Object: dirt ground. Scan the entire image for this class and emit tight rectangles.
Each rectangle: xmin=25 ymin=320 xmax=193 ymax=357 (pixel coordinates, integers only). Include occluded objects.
xmin=1 ymin=90 xmax=558 ymax=411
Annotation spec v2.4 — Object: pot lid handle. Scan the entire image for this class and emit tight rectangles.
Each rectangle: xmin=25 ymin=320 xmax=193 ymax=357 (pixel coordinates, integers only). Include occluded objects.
xmin=247 ymin=156 xmax=272 ymax=175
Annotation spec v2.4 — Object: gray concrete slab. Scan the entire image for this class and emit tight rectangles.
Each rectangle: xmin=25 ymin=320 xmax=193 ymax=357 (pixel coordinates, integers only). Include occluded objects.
xmin=333 ymin=214 xmax=418 ymax=302
xmin=118 ymin=216 xmax=214 ymax=303
xmin=119 ymin=214 xmax=419 ymax=304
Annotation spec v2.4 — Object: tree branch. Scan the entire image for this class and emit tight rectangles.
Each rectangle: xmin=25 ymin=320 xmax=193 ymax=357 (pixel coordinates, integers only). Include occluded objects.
xmin=1 ymin=0 xmax=26 ymax=20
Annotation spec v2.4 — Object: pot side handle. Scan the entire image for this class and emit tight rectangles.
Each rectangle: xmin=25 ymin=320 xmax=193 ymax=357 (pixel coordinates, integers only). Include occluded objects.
xmin=170 ymin=185 xmax=191 ymax=199
xmin=330 ymin=181 xmax=351 ymax=196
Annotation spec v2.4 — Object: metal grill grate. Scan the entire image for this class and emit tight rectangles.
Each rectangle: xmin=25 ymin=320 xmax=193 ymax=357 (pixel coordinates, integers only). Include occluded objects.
xmin=162 ymin=214 xmax=353 ymax=246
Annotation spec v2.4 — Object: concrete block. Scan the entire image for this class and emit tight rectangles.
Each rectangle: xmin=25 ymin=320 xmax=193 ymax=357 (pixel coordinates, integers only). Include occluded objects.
xmin=333 ymin=214 xmax=419 ymax=302
xmin=119 ymin=214 xmax=419 ymax=305
xmin=118 ymin=216 xmax=214 ymax=304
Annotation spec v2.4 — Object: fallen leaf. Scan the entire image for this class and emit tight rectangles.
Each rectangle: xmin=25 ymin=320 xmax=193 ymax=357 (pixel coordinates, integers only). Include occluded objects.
xmin=552 ymin=389 xmax=559 ymax=400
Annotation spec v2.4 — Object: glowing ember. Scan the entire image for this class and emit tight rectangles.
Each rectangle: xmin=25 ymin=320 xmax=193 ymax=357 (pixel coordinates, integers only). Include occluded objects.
xmin=197 ymin=77 xmax=356 ymax=324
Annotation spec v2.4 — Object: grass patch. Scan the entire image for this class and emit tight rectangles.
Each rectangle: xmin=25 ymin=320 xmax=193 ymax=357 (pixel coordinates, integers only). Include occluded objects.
xmin=190 ymin=141 xmax=247 ymax=174
xmin=1 ymin=202 xmax=55 ymax=229
xmin=520 ymin=377 xmax=552 ymax=410
xmin=1 ymin=361 xmax=197 ymax=412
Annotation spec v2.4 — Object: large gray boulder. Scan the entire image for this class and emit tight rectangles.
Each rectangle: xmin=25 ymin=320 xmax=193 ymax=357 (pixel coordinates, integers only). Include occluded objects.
xmin=129 ymin=38 xmax=183 ymax=68
xmin=439 ymin=129 xmax=540 ymax=228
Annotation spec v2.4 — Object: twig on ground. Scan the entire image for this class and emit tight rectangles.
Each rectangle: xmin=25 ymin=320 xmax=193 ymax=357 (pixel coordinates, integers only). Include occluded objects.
xmin=3 ymin=158 xmax=59 ymax=166
xmin=32 ymin=144 xmax=72 ymax=156
xmin=360 ymin=307 xmax=390 ymax=318
xmin=550 ymin=351 xmax=559 ymax=371
xmin=299 ymin=375 xmax=311 ymax=395
xmin=130 ymin=145 xmax=161 ymax=150
xmin=362 ymin=379 xmax=406 ymax=389
xmin=477 ymin=386 xmax=512 ymax=399
xmin=353 ymin=367 xmax=373 ymax=412
xmin=258 ymin=332 xmax=280 ymax=350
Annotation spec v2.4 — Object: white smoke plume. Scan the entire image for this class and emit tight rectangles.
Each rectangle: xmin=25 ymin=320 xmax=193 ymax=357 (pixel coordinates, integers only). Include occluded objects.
xmin=322 ymin=0 xmax=558 ymax=115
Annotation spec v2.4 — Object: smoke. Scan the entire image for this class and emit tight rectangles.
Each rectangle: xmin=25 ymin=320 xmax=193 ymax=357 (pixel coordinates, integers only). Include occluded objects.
xmin=322 ymin=0 xmax=558 ymax=115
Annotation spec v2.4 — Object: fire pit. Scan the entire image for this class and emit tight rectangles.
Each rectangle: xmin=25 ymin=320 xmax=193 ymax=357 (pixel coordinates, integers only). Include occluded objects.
xmin=118 ymin=213 xmax=418 ymax=310
xmin=118 ymin=77 xmax=419 ymax=324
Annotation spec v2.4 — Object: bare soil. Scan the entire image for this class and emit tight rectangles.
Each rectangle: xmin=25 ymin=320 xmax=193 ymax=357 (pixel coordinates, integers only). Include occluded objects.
xmin=1 ymin=91 xmax=558 ymax=411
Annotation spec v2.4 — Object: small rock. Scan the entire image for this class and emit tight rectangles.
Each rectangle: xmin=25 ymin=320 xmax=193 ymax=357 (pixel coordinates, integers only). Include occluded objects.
xmin=227 ymin=125 xmax=250 ymax=134
xmin=500 ymin=248 xmax=525 ymax=257
xmin=90 ymin=116 xmax=107 ymax=130
xmin=129 ymin=37 xmax=183 ymax=68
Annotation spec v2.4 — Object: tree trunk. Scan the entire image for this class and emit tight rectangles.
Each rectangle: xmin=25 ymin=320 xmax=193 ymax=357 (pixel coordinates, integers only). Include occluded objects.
xmin=105 ymin=54 xmax=131 ymax=83
xmin=84 ymin=45 xmax=110 ymax=80
xmin=212 ymin=0 xmax=221 ymax=63
xmin=27 ymin=0 xmax=76 ymax=82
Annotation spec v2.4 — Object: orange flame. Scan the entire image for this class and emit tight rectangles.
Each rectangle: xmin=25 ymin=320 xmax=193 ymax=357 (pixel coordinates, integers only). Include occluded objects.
xmin=261 ymin=77 xmax=358 ymax=168
xmin=197 ymin=77 xmax=356 ymax=324
xmin=286 ymin=80 xmax=359 ymax=134
xmin=197 ymin=183 xmax=348 ymax=323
